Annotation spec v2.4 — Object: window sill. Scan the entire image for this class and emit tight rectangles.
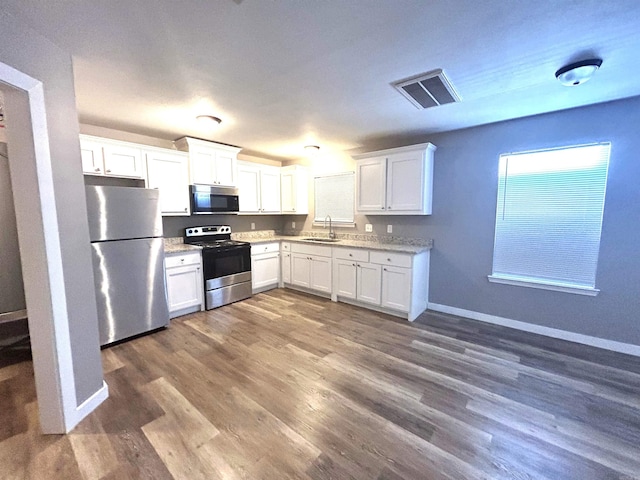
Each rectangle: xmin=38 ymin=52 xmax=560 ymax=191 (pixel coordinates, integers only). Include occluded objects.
xmin=312 ymin=222 xmax=356 ymax=228
xmin=487 ymin=275 xmax=599 ymax=296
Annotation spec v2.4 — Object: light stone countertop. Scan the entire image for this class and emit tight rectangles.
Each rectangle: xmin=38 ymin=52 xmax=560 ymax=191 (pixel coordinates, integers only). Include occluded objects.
xmin=164 ymin=231 xmax=433 ymax=255
xmin=238 ymin=234 xmax=433 ymax=254
xmin=163 ymin=241 xmax=202 ymax=254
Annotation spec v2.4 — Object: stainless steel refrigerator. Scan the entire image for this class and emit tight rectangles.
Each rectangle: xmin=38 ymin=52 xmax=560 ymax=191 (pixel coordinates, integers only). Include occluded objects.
xmin=85 ymin=185 xmax=169 ymax=346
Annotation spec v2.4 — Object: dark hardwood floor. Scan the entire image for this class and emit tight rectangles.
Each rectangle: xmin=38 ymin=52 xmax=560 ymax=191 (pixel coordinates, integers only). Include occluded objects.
xmin=1 ymin=288 xmax=639 ymax=479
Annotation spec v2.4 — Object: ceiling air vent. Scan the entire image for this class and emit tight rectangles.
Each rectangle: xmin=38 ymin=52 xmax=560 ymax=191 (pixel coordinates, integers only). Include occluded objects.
xmin=392 ymin=69 xmax=461 ymax=109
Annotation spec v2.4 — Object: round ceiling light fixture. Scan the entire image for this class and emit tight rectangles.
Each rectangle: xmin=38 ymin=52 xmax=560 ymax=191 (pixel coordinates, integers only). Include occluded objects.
xmin=555 ymin=58 xmax=602 ymax=86
xmin=196 ymin=115 xmax=222 ymax=126
xmin=304 ymin=145 xmax=320 ymax=156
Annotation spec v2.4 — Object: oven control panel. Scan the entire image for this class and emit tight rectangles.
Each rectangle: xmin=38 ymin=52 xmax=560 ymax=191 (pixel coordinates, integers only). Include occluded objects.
xmin=185 ymin=225 xmax=231 ymax=237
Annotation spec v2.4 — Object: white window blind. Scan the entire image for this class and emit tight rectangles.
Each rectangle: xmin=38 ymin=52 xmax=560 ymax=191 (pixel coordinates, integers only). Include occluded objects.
xmin=314 ymin=172 xmax=355 ymax=223
xmin=489 ymin=143 xmax=611 ymax=295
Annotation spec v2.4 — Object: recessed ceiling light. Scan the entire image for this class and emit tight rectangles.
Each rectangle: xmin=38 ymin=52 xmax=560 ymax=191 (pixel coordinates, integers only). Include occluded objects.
xmin=196 ymin=115 xmax=222 ymax=126
xmin=555 ymin=59 xmax=603 ymax=86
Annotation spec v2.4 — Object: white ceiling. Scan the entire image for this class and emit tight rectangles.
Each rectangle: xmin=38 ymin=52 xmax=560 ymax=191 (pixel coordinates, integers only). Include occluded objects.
xmin=4 ymin=0 xmax=640 ymax=160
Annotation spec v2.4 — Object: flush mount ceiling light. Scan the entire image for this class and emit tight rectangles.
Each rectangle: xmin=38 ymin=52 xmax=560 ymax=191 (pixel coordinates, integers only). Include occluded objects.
xmin=196 ymin=115 xmax=222 ymax=126
xmin=555 ymin=59 xmax=603 ymax=86
xmin=304 ymin=145 xmax=320 ymax=155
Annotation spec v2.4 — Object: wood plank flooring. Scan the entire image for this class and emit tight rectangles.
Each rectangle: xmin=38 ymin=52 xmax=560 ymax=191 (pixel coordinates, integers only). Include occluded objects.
xmin=1 ymin=288 xmax=639 ymax=479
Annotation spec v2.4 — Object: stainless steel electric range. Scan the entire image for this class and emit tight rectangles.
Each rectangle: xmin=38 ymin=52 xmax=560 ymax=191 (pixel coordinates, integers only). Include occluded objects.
xmin=184 ymin=225 xmax=252 ymax=310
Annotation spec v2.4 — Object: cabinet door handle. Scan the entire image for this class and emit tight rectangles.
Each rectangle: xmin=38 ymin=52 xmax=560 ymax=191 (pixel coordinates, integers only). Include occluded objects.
xmin=106 ymin=169 xmax=112 ymax=173
xmin=94 ymin=167 xmax=101 ymax=172
xmin=352 ymin=263 xmax=356 ymax=266
xmin=387 ymin=258 xmax=391 ymax=262
xmin=292 ymin=208 xmax=296 ymax=211
xmin=384 ymin=268 xmax=387 ymax=271
xmin=184 ymin=207 xmax=188 ymax=212
xmin=348 ymin=253 xmax=352 ymax=257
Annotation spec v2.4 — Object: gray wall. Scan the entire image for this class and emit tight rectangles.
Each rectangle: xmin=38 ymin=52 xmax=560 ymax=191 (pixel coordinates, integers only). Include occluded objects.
xmin=398 ymin=96 xmax=640 ymax=346
xmin=1 ymin=10 xmax=104 ymax=406
xmin=163 ymin=214 xmax=286 ymax=238
xmin=0 ymin=143 xmax=26 ymax=314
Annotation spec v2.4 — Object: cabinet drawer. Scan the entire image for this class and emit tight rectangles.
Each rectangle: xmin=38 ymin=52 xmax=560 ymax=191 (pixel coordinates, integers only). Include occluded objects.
xmin=281 ymin=242 xmax=291 ymax=251
xmin=370 ymin=250 xmax=412 ymax=268
xmin=291 ymin=242 xmax=332 ymax=257
xmin=332 ymin=247 xmax=369 ymax=262
xmin=165 ymin=252 xmax=201 ymax=268
xmin=251 ymin=242 xmax=280 ymax=255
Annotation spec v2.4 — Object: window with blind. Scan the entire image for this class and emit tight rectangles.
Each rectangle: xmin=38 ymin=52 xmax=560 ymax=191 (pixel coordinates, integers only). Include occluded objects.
xmin=488 ymin=143 xmax=611 ymax=296
xmin=314 ymin=172 xmax=355 ymax=223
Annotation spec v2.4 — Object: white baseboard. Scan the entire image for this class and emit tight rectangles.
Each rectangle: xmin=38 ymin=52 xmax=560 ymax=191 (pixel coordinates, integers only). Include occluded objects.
xmin=68 ymin=380 xmax=109 ymax=432
xmin=427 ymin=303 xmax=640 ymax=358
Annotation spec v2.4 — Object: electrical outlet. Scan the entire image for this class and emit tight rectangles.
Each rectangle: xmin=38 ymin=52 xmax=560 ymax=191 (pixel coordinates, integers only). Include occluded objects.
xmin=387 ymin=224 xmax=393 ymax=234
xmin=291 ymin=221 xmax=296 ymax=229
xmin=251 ymin=222 xmax=255 ymax=230
xmin=365 ymin=224 xmax=373 ymax=233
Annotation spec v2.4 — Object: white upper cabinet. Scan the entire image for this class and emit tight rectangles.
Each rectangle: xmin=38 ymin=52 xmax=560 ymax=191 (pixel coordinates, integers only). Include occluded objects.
xmin=175 ymin=137 xmax=241 ymax=187
xmin=145 ymin=149 xmax=190 ymax=216
xmin=102 ymin=143 xmax=144 ymax=178
xmin=80 ymin=135 xmax=144 ymax=179
xmin=353 ymin=143 xmax=436 ymax=215
xmin=238 ymin=163 xmax=261 ymax=212
xmin=80 ymin=138 xmax=104 ymax=174
xmin=355 ymin=156 xmax=386 ymax=211
xmin=259 ymin=166 xmax=281 ymax=213
xmin=237 ymin=162 xmax=281 ymax=214
xmin=280 ymin=165 xmax=309 ymax=215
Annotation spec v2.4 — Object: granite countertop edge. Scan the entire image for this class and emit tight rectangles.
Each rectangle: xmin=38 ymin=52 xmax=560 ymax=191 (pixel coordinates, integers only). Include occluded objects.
xmin=164 ymin=234 xmax=433 ymax=255
xmin=243 ymin=235 xmax=432 ymax=254
xmin=164 ymin=243 xmax=203 ymax=254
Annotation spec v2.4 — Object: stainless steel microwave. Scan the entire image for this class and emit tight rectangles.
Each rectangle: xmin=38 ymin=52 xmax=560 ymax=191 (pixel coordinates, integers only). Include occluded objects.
xmin=190 ymin=184 xmax=240 ymax=214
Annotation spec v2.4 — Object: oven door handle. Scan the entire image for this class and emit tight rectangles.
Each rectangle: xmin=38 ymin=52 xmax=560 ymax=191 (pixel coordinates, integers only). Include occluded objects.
xmin=204 ymin=245 xmax=250 ymax=254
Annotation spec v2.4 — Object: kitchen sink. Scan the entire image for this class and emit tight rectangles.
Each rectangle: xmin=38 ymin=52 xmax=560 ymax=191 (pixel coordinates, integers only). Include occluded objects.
xmin=302 ymin=237 xmax=341 ymax=243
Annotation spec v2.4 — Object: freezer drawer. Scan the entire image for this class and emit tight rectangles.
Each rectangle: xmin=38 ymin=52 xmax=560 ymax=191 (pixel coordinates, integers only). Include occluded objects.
xmin=91 ymin=237 xmax=169 ymax=345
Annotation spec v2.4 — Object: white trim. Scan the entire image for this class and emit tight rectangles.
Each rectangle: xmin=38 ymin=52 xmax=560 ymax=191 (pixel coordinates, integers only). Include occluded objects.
xmin=29 ymin=82 xmax=81 ymax=433
xmin=487 ymin=275 xmax=599 ymax=296
xmin=427 ymin=302 xmax=640 ymax=358
xmin=73 ymin=381 xmax=109 ymax=427
xmin=0 ymin=60 xmax=107 ymax=433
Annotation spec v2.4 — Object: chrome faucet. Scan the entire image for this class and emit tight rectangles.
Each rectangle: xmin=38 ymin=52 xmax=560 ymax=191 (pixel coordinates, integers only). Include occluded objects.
xmin=324 ymin=215 xmax=336 ymax=239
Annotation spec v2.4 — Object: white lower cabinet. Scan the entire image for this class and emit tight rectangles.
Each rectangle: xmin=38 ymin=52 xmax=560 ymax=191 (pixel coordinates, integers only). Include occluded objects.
xmin=333 ymin=248 xmax=381 ymax=305
xmin=165 ymin=251 xmax=204 ymax=319
xmin=251 ymin=242 xmax=280 ymax=293
xmin=290 ymin=243 xmax=332 ymax=294
xmin=291 ymin=254 xmax=312 ymax=288
xmin=253 ymin=240 xmax=430 ymax=321
xmin=280 ymin=242 xmax=291 ymax=285
xmin=333 ymin=259 xmax=357 ymax=298
xmin=380 ymin=265 xmax=411 ymax=312
xmin=357 ymin=262 xmax=382 ymax=305
xmin=332 ymin=247 xmax=430 ymax=321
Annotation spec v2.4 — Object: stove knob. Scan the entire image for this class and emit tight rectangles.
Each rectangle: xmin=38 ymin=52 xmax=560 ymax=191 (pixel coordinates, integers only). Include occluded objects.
xmin=187 ymin=229 xmax=192 ymax=234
